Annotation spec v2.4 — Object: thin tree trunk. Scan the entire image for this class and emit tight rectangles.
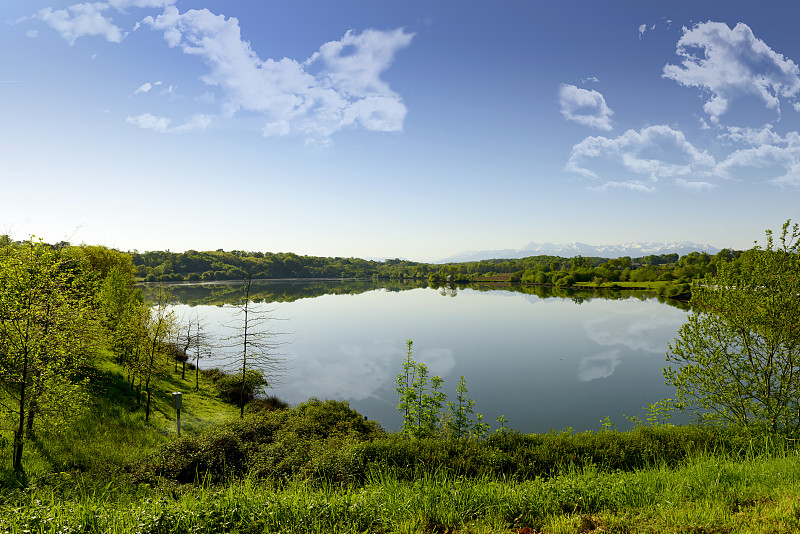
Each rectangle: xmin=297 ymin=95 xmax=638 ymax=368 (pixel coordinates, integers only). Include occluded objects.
xmin=145 ymin=377 xmax=152 ymax=422
xmin=13 ymin=347 xmax=29 ymax=473
xmin=25 ymin=397 xmax=37 ymax=437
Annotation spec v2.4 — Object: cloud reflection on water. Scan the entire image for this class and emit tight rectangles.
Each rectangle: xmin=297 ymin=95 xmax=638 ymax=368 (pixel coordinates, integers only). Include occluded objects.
xmin=283 ymin=340 xmax=454 ymax=404
xmin=584 ymin=305 xmax=686 ymax=354
xmin=576 ymin=300 xmax=687 ymax=381
xmin=577 ymin=350 xmax=622 ymax=381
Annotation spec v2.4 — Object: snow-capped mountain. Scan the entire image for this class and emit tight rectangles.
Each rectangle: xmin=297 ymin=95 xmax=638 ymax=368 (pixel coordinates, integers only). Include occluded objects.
xmin=435 ymin=241 xmax=721 ymax=263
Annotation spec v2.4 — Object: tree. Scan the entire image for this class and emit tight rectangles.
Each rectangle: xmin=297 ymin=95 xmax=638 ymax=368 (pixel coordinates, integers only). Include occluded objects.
xmin=0 ymin=240 xmax=99 ymax=473
xmin=665 ymin=221 xmax=800 ymax=432
xmin=96 ymin=263 xmax=142 ymax=365
xmin=187 ymin=310 xmax=212 ymax=391
xmin=141 ymin=284 xmax=177 ymax=422
xmin=223 ymin=275 xmax=287 ymax=417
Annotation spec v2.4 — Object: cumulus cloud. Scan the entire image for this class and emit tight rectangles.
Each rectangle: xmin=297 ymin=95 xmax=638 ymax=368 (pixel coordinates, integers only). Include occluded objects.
xmin=140 ymin=7 xmax=413 ymax=142
xmin=566 ymin=125 xmax=715 ymax=190
xmin=663 ymin=21 xmax=800 ymax=123
xmin=36 ymin=3 xmax=126 ymax=45
xmin=558 ymin=84 xmax=613 ymax=131
xmin=716 ymin=141 xmax=800 ymax=186
xmin=126 ymin=112 xmax=211 ymax=133
xmin=718 ymin=124 xmax=784 ymax=146
xmin=709 ymin=125 xmax=800 ymax=185
xmin=32 ymin=2 xmax=413 ymax=142
xmin=638 ymin=24 xmax=647 ymax=39
xmin=108 ymin=0 xmax=175 ymax=9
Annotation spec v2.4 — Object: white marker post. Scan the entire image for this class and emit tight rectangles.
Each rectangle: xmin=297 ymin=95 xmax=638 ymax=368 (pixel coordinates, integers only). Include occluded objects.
xmin=173 ymin=392 xmax=183 ymax=436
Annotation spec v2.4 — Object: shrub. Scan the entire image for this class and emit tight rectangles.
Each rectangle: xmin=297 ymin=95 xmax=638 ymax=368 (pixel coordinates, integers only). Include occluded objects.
xmin=138 ymin=398 xmax=383 ymax=484
xmin=246 ymin=395 xmax=289 ymax=414
xmin=216 ymin=370 xmax=268 ymax=407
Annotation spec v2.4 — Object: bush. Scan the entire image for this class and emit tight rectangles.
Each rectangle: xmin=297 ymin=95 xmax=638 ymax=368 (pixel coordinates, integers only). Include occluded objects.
xmin=216 ymin=370 xmax=268 ymax=407
xmin=201 ymin=368 xmax=227 ymax=382
xmin=138 ymin=399 xmax=384 ymax=484
xmin=246 ymin=395 xmax=289 ymax=414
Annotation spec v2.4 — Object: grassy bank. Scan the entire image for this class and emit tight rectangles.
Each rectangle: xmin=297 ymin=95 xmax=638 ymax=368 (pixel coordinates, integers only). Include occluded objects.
xmin=3 ymin=447 xmax=800 ymax=533
xmin=0 ymin=356 xmax=238 ymax=486
xmin=2 ymin=361 xmax=800 ymax=533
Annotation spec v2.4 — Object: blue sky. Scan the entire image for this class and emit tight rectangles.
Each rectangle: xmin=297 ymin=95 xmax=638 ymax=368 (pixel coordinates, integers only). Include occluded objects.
xmin=2 ymin=1 xmax=799 ymax=260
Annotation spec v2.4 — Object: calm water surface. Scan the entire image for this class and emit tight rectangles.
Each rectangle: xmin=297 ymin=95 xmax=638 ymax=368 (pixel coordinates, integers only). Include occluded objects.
xmin=148 ymin=281 xmax=690 ymax=433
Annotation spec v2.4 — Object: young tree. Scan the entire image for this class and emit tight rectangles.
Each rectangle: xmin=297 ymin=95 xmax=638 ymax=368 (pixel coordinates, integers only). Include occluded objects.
xmin=141 ymin=284 xmax=177 ymax=422
xmin=665 ymin=221 xmax=800 ymax=432
xmin=0 ymin=240 xmax=99 ymax=473
xmin=188 ymin=311 xmax=213 ymax=391
xmin=223 ymin=275 xmax=287 ymax=417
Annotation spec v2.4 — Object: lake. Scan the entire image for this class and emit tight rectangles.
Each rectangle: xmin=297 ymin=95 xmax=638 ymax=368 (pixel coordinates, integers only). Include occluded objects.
xmin=143 ymin=280 xmax=690 ymax=433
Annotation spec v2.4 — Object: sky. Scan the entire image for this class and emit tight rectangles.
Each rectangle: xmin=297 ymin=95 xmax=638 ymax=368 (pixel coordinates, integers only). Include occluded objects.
xmin=2 ymin=0 xmax=799 ymax=261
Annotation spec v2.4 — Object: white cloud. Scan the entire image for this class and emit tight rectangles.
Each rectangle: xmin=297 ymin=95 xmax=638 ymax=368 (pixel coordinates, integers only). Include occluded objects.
xmin=675 ymin=178 xmax=715 ymax=191
xmin=638 ymin=24 xmax=647 ymax=39
xmin=133 ymin=80 xmax=161 ymax=94
xmin=126 ymin=112 xmax=170 ymax=132
xmin=558 ymin=84 xmax=613 ymax=131
xmin=126 ymin=112 xmax=212 ymax=133
xmin=566 ymin=125 xmax=715 ymax=190
xmin=171 ymin=113 xmax=212 ymax=133
xmin=141 ymin=7 xmax=414 ymax=143
xmin=703 ymin=125 xmax=800 ymax=186
xmin=588 ymin=181 xmax=656 ymax=193
xmin=581 ymin=76 xmax=600 ymax=84
xmin=26 ymin=30 xmax=39 ymax=38
xmin=663 ymin=21 xmax=800 ymax=123
xmin=262 ymin=120 xmax=291 ymax=137
xmin=36 ymin=3 xmax=126 ymax=45
xmin=718 ymin=124 xmax=783 ymax=146
xmin=108 ymin=0 xmax=175 ymax=9
xmin=716 ymin=141 xmax=800 ymax=186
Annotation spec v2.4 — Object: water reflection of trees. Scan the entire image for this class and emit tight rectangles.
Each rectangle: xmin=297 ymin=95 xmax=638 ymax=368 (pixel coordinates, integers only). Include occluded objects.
xmin=464 ymin=283 xmax=690 ymax=310
xmin=140 ymin=279 xmax=430 ymax=306
xmin=140 ymin=279 xmax=690 ymax=310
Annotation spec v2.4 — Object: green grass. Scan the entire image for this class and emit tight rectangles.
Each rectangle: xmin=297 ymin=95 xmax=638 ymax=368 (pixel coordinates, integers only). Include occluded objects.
xmin=3 ymin=448 xmax=800 ymax=533
xmin=3 ymin=356 xmax=800 ymax=533
xmin=575 ymin=281 xmax=670 ymax=289
xmin=0 ymin=355 xmax=238 ymax=486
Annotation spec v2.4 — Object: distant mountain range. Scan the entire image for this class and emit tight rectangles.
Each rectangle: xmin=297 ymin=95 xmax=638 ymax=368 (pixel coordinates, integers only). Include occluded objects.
xmin=435 ymin=241 xmax=721 ymax=263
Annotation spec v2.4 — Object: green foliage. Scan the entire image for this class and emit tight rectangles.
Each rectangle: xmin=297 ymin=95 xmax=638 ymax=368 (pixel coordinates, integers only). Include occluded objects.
xmin=0 ymin=239 xmax=101 ymax=473
xmin=138 ymin=398 xmax=383 ymax=484
xmin=215 ymin=369 xmax=268 ymax=408
xmin=396 ymin=340 xmax=489 ymax=439
xmin=666 ymin=220 xmax=800 ymax=433
xmin=395 ymin=340 xmax=446 ymax=438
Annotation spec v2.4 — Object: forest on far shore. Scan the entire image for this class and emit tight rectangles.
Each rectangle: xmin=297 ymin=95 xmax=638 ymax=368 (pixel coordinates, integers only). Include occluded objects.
xmin=119 ymin=246 xmax=737 ymax=286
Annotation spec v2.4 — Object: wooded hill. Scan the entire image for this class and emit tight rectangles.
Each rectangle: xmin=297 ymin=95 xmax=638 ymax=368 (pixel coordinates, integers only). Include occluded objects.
xmin=126 ymin=246 xmax=740 ymax=285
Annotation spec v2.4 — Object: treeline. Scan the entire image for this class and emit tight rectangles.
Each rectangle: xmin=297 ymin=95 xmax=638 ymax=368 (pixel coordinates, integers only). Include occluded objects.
xmin=131 ymin=249 xmax=384 ymax=281
xmin=129 ymin=246 xmax=740 ymax=285
xmin=379 ymin=250 xmax=737 ymax=288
